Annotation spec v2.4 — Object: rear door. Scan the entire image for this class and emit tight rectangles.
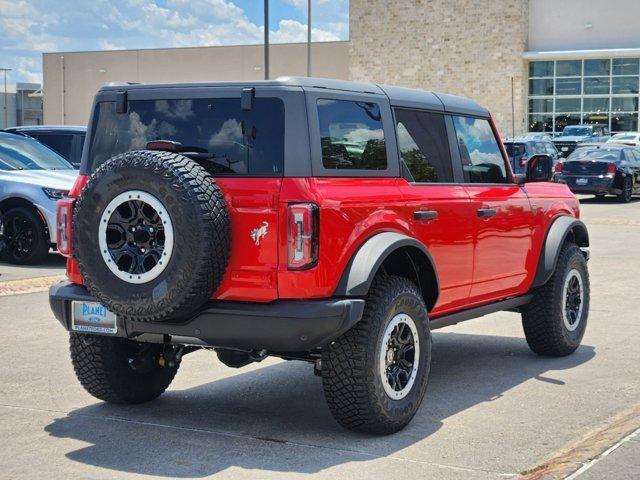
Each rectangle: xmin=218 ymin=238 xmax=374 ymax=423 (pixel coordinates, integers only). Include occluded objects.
xmin=450 ymin=115 xmax=536 ymax=302
xmin=394 ymin=109 xmax=475 ymax=314
xmin=85 ymin=86 xmax=303 ymax=301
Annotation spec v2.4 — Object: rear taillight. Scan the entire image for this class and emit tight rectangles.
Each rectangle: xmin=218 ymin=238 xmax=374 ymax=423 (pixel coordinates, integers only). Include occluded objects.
xmin=56 ymin=198 xmax=74 ymax=257
xmin=287 ymin=203 xmax=318 ymax=270
xmin=554 ymin=162 xmax=563 ymax=173
xmin=607 ymin=163 xmax=616 ymax=174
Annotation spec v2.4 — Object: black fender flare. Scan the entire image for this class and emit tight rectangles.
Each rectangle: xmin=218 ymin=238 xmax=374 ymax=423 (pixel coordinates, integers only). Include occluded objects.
xmin=334 ymin=232 xmax=440 ymax=311
xmin=531 ymin=216 xmax=589 ymax=288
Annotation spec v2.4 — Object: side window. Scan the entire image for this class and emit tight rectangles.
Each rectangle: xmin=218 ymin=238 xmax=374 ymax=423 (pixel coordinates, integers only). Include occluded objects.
xmin=317 ymin=99 xmax=387 ymax=170
xmin=452 ymin=116 xmax=509 ymax=184
xmin=545 ymin=142 xmax=557 ymax=156
xmin=394 ymin=109 xmax=453 ymax=182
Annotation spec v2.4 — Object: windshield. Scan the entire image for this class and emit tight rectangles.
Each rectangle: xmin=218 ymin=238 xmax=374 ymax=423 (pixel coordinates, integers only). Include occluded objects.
xmin=562 ymin=126 xmax=592 ymax=137
xmin=567 ymin=148 xmax=622 ymax=162
xmin=0 ymin=134 xmax=75 ymax=171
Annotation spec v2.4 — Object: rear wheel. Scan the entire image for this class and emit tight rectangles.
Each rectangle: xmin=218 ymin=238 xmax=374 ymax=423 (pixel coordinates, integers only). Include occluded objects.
xmin=69 ymin=333 xmax=180 ymax=404
xmin=321 ymin=276 xmax=431 ymax=434
xmin=0 ymin=207 xmax=49 ymax=264
xmin=617 ymin=176 xmax=633 ymax=203
xmin=522 ymin=242 xmax=589 ymax=356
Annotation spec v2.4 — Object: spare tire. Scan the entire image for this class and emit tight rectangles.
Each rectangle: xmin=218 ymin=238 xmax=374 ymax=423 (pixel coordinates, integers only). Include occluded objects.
xmin=74 ymin=150 xmax=230 ymax=322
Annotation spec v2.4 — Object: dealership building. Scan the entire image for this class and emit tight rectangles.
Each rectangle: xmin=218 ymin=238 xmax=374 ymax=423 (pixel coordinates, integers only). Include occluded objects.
xmin=43 ymin=0 xmax=640 ymax=136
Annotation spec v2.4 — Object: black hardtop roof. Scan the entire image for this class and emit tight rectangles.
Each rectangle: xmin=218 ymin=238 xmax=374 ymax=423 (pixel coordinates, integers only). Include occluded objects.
xmin=99 ymin=76 xmax=489 ymax=117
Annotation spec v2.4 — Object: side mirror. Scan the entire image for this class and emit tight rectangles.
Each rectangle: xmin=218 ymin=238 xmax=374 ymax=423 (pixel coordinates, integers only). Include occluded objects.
xmin=525 ymin=154 xmax=553 ymax=182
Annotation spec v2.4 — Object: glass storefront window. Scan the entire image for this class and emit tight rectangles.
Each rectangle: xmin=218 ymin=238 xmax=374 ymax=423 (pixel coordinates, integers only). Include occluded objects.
xmin=556 ymin=78 xmax=581 ymax=95
xmin=612 ymin=97 xmax=639 ymax=112
xmin=583 ymin=97 xmax=609 ymax=112
xmin=528 ymin=59 xmax=640 ymax=133
xmin=528 ymin=114 xmax=554 ymax=132
xmin=611 ymin=113 xmax=639 ymax=131
xmin=529 ymin=61 xmax=554 ymax=78
xmin=583 ymin=77 xmax=610 ymax=95
xmin=555 ymin=98 xmax=581 ymax=112
xmin=529 ymin=79 xmax=554 ymax=95
xmin=612 ymin=58 xmax=640 ymax=76
xmin=583 ymin=113 xmax=610 ymax=125
xmin=612 ymin=77 xmax=639 ymax=94
xmin=529 ymin=98 xmax=553 ymax=113
xmin=556 ymin=60 xmax=582 ymax=77
xmin=584 ymin=59 xmax=610 ymax=76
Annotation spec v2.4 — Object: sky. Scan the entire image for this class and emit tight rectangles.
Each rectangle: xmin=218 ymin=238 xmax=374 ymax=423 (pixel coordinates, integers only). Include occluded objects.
xmin=0 ymin=0 xmax=349 ymax=86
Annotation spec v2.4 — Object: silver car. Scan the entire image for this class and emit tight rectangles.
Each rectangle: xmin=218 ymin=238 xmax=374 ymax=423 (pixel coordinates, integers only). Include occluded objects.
xmin=0 ymin=131 xmax=77 ymax=264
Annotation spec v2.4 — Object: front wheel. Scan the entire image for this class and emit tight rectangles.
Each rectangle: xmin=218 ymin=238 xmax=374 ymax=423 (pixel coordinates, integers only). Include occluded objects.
xmin=69 ymin=333 xmax=180 ymax=404
xmin=522 ymin=242 xmax=589 ymax=356
xmin=1 ymin=207 xmax=49 ymax=264
xmin=321 ymin=276 xmax=431 ymax=434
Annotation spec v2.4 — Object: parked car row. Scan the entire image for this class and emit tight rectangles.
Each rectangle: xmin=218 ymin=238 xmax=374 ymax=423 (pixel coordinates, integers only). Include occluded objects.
xmin=554 ymin=143 xmax=640 ymax=202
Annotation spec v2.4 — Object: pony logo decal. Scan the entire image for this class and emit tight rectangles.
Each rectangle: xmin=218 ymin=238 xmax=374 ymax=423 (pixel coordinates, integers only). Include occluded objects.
xmin=250 ymin=221 xmax=269 ymax=246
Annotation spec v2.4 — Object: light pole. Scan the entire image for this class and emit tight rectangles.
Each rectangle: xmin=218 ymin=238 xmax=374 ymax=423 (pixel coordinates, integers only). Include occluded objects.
xmin=307 ymin=0 xmax=312 ymax=77
xmin=264 ymin=0 xmax=270 ymax=80
xmin=0 ymin=68 xmax=11 ymax=129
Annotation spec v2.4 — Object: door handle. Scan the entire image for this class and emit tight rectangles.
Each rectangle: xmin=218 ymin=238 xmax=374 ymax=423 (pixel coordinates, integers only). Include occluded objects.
xmin=414 ymin=210 xmax=438 ymax=221
xmin=476 ymin=208 xmax=497 ymax=218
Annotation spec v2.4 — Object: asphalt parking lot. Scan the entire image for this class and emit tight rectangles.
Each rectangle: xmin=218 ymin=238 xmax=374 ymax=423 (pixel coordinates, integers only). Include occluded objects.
xmin=0 ymin=195 xmax=639 ymax=479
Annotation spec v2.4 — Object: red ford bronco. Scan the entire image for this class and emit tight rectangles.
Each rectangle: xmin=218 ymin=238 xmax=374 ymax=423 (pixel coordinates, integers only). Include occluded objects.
xmin=50 ymin=77 xmax=590 ymax=434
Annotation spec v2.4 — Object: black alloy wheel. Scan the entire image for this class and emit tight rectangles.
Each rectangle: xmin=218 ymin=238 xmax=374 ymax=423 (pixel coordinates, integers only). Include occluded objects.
xmin=0 ymin=207 xmax=49 ymax=264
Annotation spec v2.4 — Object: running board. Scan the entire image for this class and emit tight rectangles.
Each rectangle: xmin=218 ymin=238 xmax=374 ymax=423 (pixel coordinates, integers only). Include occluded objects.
xmin=429 ymin=294 xmax=533 ymax=330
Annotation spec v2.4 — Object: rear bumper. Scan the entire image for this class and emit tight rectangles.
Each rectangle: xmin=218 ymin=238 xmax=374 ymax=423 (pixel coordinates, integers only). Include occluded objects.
xmin=49 ymin=281 xmax=365 ymax=352
xmin=556 ymin=175 xmax=617 ymax=195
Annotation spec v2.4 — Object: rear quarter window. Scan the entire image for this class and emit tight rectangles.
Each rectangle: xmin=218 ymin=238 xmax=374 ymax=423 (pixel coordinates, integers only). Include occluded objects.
xmin=88 ymin=97 xmax=285 ymax=176
xmin=317 ymin=99 xmax=387 ymax=170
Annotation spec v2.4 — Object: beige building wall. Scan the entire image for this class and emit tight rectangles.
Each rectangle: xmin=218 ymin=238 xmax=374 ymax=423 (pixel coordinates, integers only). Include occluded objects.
xmin=529 ymin=0 xmax=640 ymax=52
xmin=43 ymin=41 xmax=349 ymax=125
xmin=349 ymin=0 xmax=529 ymax=135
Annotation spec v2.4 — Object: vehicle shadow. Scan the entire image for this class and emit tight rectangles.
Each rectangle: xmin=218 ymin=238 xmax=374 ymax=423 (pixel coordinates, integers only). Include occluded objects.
xmin=44 ymin=330 xmax=595 ymax=477
xmin=578 ymin=195 xmax=640 ymax=204
xmin=0 ymin=252 xmax=66 ymax=271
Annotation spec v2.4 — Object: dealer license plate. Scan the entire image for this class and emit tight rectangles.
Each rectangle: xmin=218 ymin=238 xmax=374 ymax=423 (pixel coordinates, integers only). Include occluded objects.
xmin=71 ymin=301 xmax=117 ymax=334
xmin=576 ymin=178 xmax=588 ymax=186
xmin=561 ymin=147 xmax=569 ymax=152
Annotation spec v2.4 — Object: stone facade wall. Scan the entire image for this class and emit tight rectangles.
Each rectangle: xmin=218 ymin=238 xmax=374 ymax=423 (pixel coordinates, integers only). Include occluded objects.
xmin=349 ymin=0 xmax=529 ymax=136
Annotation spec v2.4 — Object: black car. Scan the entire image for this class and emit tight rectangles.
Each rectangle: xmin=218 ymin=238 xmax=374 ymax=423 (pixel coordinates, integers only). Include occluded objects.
xmin=4 ymin=125 xmax=86 ymax=168
xmin=554 ymin=144 xmax=640 ymax=202
xmin=504 ymin=136 xmax=561 ymax=174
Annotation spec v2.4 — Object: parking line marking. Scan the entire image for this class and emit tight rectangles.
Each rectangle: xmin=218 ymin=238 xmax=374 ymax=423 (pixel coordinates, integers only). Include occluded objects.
xmin=519 ymin=404 xmax=640 ymax=479
xmin=0 ymin=275 xmax=65 ymax=297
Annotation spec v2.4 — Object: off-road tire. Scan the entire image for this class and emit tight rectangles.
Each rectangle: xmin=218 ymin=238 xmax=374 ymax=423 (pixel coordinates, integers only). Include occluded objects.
xmin=69 ymin=333 xmax=179 ymax=404
xmin=522 ymin=242 xmax=589 ymax=356
xmin=321 ymin=275 xmax=431 ymax=434
xmin=617 ymin=176 xmax=633 ymax=203
xmin=73 ymin=150 xmax=230 ymax=322
xmin=0 ymin=206 xmax=49 ymax=265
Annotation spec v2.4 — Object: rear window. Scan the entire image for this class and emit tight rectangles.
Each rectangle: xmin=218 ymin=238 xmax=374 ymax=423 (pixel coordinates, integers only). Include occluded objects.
xmin=88 ymin=97 xmax=285 ymax=176
xmin=567 ymin=148 xmax=622 ymax=162
xmin=317 ymin=99 xmax=387 ymax=170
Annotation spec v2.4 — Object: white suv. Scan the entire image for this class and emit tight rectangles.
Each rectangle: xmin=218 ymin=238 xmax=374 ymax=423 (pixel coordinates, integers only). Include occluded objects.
xmin=0 ymin=131 xmax=77 ymax=264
